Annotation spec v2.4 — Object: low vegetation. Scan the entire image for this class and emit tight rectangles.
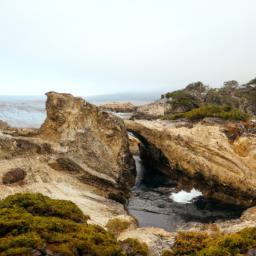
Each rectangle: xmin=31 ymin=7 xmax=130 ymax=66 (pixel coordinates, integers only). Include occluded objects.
xmin=165 ymin=104 xmax=250 ymax=121
xmin=106 ymin=219 xmax=131 ymax=237
xmin=0 ymin=193 xmax=148 ymax=256
xmin=163 ymin=91 xmax=200 ymax=112
xmin=121 ymin=238 xmax=149 ymax=256
xmin=162 ymin=79 xmax=256 ymax=118
xmin=166 ymin=227 xmax=256 ymax=256
xmin=161 ymin=249 xmax=173 ymax=256
xmin=2 ymin=193 xmax=255 ymax=256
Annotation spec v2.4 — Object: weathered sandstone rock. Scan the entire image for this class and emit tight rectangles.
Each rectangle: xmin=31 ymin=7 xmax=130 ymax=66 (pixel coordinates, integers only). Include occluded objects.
xmin=100 ymin=102 xmax=137 ymax=113
xmin=125 ymin=119 xmax=256 ymax=207
xmin=132 ymin=100 xmax=171 ymax=120
xmin=119 ymin=227 xmax=175 ymax=256
xmin=128 ymin=134 xmax=140 ymax=155
xmin=0 ymin=92 xmax=135 ymax=226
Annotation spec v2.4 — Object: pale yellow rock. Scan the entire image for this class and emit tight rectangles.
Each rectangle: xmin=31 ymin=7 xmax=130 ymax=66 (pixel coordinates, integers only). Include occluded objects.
xmin=119 ymin=227 xmax=175 ymax=256
xmin=125 ymin=119 xmax=256 ymax=207
xmin=0 ymin=92 xmax=136 ymax=226
xmin=100 ymin=102 xmax=137 ymax=113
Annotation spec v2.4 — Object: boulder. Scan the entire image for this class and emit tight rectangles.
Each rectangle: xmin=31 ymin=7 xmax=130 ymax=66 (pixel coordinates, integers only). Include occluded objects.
xmin=0 ymin=92 xmax=135 ymax=226
xmin=2 ymin=168 xmax=27 ymax=184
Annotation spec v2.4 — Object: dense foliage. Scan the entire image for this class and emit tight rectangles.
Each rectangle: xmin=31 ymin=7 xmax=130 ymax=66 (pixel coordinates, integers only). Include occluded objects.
xmin=166 ymin=104 xmax=250 ymax=121
xmin=0 ymin=193 xmax=147 ymax=256
xmin=168 ymin=227 xmax=256 ymax=256
xmin=106 ymin=219 xmax=131 ymax=238
xmin=2 ymin=193 xmax=255 ymax=256
xmin=162 ymin=79 xmax=256 ymax=118
xmin=164 ymin=90 xmax=200 ymax=112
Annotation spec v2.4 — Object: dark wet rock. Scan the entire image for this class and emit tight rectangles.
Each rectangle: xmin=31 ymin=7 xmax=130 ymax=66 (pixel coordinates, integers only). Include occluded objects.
xmin=2 ymin=168 xmax=27 ymax=184
xmin=52 ymin=157 xmax=83 ymax=173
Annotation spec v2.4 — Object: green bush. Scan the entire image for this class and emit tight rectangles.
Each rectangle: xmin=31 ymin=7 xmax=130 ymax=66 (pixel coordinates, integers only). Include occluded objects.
xmin=199 ymin=227 xmax=256 ymax=256
xmin=169 ymin=227 xmax=256 ymax=256
xmin=165 ymin=91 xmax=200 ymax=111
xmin=167 ymin=104 xmax=250 ymax=121
xmin=0 ymin=193 xmax=125 ymax=256
xmin=161 ymin=249 xmax=174 ymax=256
xmin=172 ymin=231 xmax=209 ymax=256
xmin=106 ymin=219 xmax=131 ymax=237
xmin=121 ymin=238 xmax=149 ymax=256
xmin=0 ymin=193 xmax=88 ymax=223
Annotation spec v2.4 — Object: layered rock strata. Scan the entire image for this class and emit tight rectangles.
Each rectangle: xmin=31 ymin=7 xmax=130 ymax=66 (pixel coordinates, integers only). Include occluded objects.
xmin=100 ymin=102 xmax=137 ymax=113
xmin=125 ymin=119 xmax=256 ymax=207
xmin=0 ymin=92 xmax=135 ymax=225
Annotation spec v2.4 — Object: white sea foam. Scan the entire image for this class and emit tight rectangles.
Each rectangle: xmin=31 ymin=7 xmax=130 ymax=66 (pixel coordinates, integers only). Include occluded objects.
xmin=170 ymin=188 xmax=202 ymax=204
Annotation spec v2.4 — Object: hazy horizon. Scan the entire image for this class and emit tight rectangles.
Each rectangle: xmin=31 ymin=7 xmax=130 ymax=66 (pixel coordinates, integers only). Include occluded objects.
xmin=0 ymin=0 xmax=255 ymax=95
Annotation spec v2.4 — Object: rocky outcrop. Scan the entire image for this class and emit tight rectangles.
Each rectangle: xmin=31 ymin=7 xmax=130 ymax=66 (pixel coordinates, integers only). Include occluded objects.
xmin=128 ymin=134 xmax=140 ymax=155
xmin=0 ymin=92 xmax=135 ymax=226
xmin=125 ymin=119 xmax=256 ymax=207
xmin=100 ymin=102 xmax=137 ymax=113
xmin=119 ymin=227 xmax=175 ymax=256
xmin=133 ymin=78 xmax=256 ymax=120
xmin=132 ymin=100 xmax=172 ymax=120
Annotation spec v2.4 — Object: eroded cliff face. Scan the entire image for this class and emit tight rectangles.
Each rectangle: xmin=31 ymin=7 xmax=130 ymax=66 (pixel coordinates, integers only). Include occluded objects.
xmin=100 ymin=102 xmax=137 ymax=113
xmin=0 ymin=92 xmax=135 ymax=225
xmin=125 ymin=119 xmax=256 ymax=207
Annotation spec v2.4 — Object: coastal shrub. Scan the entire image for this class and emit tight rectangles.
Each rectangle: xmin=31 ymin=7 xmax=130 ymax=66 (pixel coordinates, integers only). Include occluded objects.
xmin=0 ymin=193 xmax=88 ymax=223
xmin=161 ymin=249 xmax=174 ymax=256
xmin=167 ymin=104 xmax=250 ymax=121
xmin=165 ymin=91 xmax=200 ymax=111
xmin=0 ymin=193 xmax=125 ymax=256
xmin=169 ymin=227 xmax=256 ymax=256
xmin=199 ymin=227 xmax=256 ymax=256
xmin=172 ymin=231 xmax=209 ymax=256
xmin=106 ymin=218 xmax=131 ymax=237
xmin=121 ymin=238 xmax=149 ymax=256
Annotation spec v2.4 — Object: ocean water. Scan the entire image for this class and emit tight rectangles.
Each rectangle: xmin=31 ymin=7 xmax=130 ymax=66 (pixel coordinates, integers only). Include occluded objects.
xmin=0 ymin=93 xmax=155 ymax=128
xmin=0 ymin=96 xmax=46 ymax=128
xmin=128 ymin=156 xmax=244 ymax=232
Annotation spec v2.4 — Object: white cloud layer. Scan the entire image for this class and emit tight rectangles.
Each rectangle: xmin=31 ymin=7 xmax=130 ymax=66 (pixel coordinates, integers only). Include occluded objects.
xmin=0 ymin=0 xmax=255 ymax=95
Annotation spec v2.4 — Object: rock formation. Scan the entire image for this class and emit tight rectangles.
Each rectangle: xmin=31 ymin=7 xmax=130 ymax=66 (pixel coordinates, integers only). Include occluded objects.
xmin=132 ymin=100 xmax=172 ymax=120
xmin=100 ymin=102 xmax=137 ymax=113
xmin=0 ymin=92 xmax=135 ymax=226
xmin=125 ymin=119 xmax=256 ymax=207
xmin=133 ymin=78 xmax=256 ymax=119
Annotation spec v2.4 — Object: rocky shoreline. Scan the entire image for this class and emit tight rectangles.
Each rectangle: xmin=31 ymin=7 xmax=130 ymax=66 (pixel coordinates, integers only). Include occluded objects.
xmin=0 ymin=92 xmax=135 ymax=226
xmin=0 ymin=81 xmax=256 ymax=255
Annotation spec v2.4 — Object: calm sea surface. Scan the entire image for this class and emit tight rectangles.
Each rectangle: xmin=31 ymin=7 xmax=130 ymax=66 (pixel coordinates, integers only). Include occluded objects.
xmin=0 ymin=94 xmax=155 ymax=128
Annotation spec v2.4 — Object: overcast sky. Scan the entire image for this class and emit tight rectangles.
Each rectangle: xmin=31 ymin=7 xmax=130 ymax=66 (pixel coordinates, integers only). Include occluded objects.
xmin=0 ymin=0 xmax=255 ymax=96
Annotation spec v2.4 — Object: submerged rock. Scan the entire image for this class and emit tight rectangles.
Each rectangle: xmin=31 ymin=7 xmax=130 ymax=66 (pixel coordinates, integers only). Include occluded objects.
xmin=0 ymin=92 xmax=135 ymax=225
xmin=126 ymin=119 xmax=256 ymax=207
